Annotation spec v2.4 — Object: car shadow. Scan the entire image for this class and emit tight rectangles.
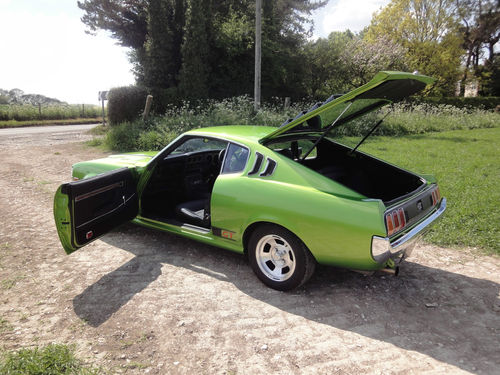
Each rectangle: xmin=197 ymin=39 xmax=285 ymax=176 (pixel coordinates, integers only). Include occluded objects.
xmin=73 ymin=224 xmax=499 ymax=373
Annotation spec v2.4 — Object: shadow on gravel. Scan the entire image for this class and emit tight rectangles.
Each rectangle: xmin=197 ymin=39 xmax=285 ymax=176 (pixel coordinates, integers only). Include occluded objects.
xmin=74 ymin=223 xmax=499 ymax=373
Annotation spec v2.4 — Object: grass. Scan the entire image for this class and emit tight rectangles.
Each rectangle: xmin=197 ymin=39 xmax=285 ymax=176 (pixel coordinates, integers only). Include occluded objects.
xmin=342 ymin=127 xmax=500 ymax=254
xmin=0 ymin=344 xmax=99 ymax=374
xmin=0 ymin=118 xmax=101 ymax=128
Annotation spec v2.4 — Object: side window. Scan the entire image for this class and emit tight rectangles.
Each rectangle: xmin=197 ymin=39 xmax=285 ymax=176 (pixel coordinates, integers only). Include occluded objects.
xmin=170 ymin=137 xmax=227 ymax=155
xmin=222 ymin=143 xmax=250 ymax=174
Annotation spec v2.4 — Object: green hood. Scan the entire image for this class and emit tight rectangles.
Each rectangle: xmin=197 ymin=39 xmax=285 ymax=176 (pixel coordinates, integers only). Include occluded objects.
xmin=261 ymin=71 xmax=434 ymax=142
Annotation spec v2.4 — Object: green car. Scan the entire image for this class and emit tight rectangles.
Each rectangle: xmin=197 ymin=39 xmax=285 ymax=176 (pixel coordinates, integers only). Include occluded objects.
xmin=54 ymin=71 xmax=446 ymax=291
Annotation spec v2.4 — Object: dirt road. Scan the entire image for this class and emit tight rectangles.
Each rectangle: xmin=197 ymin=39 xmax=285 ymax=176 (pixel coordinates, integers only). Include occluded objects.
xmin=0 ymin=129 xmax=498 ymax=374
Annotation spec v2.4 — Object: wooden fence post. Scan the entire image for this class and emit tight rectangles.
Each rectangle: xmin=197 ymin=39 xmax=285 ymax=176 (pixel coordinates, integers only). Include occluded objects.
xmin=284 ymin=97 xmax=291 ymax=110
xmin=143 ymin=95 xmax=153 ymax=122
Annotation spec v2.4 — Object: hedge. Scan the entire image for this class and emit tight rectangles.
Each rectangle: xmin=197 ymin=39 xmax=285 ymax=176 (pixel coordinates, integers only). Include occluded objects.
xmin=107 ymin=86 xmax=149 ymax=125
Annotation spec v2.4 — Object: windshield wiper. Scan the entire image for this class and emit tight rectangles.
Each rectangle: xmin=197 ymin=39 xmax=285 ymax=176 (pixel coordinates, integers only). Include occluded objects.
xmin=301 ymin=101 xmax=353 ymax=161
xmin=349 ymin=109 xmax=392 ymax=155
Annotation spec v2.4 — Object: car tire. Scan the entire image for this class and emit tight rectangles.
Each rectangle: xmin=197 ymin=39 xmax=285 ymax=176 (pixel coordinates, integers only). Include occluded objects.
xmin=248 ymin=224 xmax=316 ymax=291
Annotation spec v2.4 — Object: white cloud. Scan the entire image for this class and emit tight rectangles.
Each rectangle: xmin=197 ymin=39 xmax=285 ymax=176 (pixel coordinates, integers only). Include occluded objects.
xmin=312 ymin=0 xmax=390 ymax=38
xmin=0 ymin=7 xmax=134 ymax=104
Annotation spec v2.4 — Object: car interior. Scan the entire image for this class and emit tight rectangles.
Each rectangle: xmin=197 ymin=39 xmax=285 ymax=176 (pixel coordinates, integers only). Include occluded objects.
xmin=140 ymin=137 xmax=249 ymax=228
xmin=268 ymin=135 xmax=425 ymax=204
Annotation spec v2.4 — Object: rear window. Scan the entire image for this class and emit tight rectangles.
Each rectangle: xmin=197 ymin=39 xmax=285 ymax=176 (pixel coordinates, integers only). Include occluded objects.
xmin=222 ymin=143 xmax=250 ymax=174
xmin=267 ymin=139 xmax=317 ymax=160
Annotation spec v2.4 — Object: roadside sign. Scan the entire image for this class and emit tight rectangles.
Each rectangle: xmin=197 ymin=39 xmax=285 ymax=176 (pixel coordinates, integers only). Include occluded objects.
xmin=98 ymin=91 xmax=108 ymax=101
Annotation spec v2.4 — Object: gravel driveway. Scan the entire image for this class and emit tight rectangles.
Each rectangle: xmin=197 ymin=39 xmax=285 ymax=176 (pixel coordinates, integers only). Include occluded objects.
xmin=0 ymin=128 xmax=498 ymax=374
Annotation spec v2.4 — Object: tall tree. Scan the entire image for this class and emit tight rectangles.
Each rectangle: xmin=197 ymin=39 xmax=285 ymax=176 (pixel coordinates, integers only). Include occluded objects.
xmin=365 ymin=0 xmax=464 ymax=95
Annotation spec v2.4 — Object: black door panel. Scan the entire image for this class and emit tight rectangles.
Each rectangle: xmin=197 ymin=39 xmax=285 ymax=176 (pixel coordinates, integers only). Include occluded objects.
xmin=62 ymin=167 xmax=138 ymax=248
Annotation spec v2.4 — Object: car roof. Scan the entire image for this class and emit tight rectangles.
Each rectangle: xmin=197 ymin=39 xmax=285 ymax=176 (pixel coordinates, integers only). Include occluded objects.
xmin=186 ymin=125 xmax=276 ymax=145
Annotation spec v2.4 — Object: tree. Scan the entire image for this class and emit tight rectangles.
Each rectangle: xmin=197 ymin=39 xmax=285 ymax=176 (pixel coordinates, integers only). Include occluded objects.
xmin=456 ymin=0 xmax=500 ymax=95
xmin=178 ymin=0 xmax=212 ymax=98
xmin=304 ymin=31 xmax=409 ymax=99
xmin=365 ymin=0 xmax=464 ymax=95
xmin=78 ymin=0 xmax=327 ymax=101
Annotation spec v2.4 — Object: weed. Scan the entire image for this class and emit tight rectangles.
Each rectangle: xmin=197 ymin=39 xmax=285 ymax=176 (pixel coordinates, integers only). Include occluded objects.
xmin=0 ymin=343 xmax=100 ymax=374
xmin=122 ymin=361 xmax=150 ymax=370
xmin=1 ymin=275 xmax=24 ymax=290
xmin=0 ymin=317 xmax=12 ymax=333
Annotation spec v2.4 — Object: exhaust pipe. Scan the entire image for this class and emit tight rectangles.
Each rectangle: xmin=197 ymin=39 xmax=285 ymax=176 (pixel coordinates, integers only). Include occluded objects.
xmin=379 ymin=266 xmax=399 ymax=276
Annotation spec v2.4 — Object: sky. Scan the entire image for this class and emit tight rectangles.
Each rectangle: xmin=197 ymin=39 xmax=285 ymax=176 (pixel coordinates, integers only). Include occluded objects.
xmin=0 ymin=0 xmax=390 ymax=104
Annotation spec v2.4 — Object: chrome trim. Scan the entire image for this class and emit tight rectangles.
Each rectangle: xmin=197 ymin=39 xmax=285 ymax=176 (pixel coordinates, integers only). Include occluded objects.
xmin=371 ymin=198 xmax=446 ymax=264
xmin=74 ymin=181 xmax=123 ymax=202
xmin=391 ymin=197 xmax=446 ymax=250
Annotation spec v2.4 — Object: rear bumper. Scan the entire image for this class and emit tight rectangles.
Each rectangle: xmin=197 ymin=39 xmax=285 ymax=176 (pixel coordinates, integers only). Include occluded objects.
xmin=371 ymin=197 xmax=447 ymax=264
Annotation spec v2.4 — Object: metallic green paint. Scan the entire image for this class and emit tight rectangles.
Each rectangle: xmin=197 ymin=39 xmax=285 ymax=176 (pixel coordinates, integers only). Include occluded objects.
xmin=53 ymin=185 xmax=74 ymax=254
xmin=54 ymin=71 xmax=443 ymax=274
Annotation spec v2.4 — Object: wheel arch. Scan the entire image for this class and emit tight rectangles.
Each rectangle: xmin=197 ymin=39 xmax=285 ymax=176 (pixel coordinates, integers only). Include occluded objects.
xmin=242 ymin=221 xmax=316 ymax=262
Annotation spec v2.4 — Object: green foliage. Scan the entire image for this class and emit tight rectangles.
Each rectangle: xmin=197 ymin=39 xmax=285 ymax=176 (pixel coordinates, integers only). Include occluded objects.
xmin=406 ymin=96 xmax=500 ymax=110
xmin=352 ymin=127 xmax=500 ymax=253
xmin=365 ymin=0 xmax=463 ymax=95
xmin=178 ymin=0 xmax=211 ymax=98
xmin=304 ymin=32 xmax=410 ymax=98
xmin=0 ymin=343 xmax=99 ymax=374
xmin=79 ymin=0 xmax=326 ymax=101
xmin=332 ymin=104 xmax=499 ymax=136
xmin=0 ymin=105 xmax=100 ymax=122
xmin=105 ymin=96 xmax=302 ymax=151
xmin=107 ymin=86 xmax=149 ymax=125
xmin=103 ymin=96 xmax=499 ymax=152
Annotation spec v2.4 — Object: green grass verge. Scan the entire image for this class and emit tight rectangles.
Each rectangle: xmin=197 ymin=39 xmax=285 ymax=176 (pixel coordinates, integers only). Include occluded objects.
xmin=0 ymin=118 xmax=102 ymax=128
xmin=343 ymin=127 xmax=500 ymax=254
xmin=0 ymin=344 xmax=99 ymax=374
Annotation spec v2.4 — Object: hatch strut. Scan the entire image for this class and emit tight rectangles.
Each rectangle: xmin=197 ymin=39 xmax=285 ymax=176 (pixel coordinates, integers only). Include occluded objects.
xmin=349 ymin=108 xmax=392 ymax=155
xmin=301 ymin=101 xmax=353 ymax=161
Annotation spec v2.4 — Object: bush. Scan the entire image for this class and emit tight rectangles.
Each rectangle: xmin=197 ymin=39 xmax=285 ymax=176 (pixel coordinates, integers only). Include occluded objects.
xmin=103 ymin=96 xmax=499 ymax=152
xmin=107 ymin=86 xmax=149 ymax=125
xmin=406 ymin=96 xmax=500 ymax=110
xmin=332 ymin=103 xmax=499 ymax=137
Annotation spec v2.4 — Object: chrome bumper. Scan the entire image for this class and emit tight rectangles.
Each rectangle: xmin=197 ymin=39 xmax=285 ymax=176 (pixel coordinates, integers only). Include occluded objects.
xmin=372 ymin=198 xmax=447 ymax=264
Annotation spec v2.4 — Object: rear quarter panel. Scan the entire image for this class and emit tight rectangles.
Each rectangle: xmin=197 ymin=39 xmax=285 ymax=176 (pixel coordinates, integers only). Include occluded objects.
xmin=211 ymin=151 xmax=388 ymax=270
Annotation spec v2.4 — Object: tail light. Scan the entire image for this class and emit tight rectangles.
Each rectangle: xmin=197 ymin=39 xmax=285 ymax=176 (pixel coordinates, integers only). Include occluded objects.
xmin=385 ymin=207 xmax=406 ymax=236
xmin=431 ymin=186 xmax=441 ymax=206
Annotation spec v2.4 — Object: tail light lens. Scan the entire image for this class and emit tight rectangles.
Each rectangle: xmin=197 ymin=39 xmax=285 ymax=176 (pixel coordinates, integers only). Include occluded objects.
xmin=431 ymin=186 xmax=441 ymax=206
xmin=385 ymin=207 xmax=406 ymax=236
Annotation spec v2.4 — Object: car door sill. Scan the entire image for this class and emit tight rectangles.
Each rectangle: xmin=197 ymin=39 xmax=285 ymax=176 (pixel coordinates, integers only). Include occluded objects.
xmin=137 ymin=215 xmax=211 ymax=234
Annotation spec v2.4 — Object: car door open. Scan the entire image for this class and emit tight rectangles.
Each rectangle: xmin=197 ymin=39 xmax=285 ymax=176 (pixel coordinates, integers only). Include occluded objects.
xmin=54 ymin=167 xmax=138 ymax=254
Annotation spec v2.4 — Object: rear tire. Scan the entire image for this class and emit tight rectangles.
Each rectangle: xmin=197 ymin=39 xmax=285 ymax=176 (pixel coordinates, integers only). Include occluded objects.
xmin=248 ymin=224 xmax=316 ymax=291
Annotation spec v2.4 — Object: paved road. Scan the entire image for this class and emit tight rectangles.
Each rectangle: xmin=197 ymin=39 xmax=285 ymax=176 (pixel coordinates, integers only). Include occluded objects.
xmin=0 ymin=123 xmax=99 ymax=147
xmin=0 ymin=123 xmax=98 ymax=137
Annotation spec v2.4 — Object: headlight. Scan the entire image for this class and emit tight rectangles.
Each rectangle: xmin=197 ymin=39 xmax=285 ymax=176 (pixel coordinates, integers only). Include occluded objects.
xmin=371 ymin=236 xmax=390 ymax=262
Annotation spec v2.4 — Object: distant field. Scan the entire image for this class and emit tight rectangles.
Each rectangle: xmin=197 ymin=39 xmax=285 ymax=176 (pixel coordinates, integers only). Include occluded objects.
xmin=0 ymin=118 xmax=101 ymax=128
xmin=341 ymin=127 xmax=500 ymax=254
xmin=0 ymin=104 xmax=101 ymax=123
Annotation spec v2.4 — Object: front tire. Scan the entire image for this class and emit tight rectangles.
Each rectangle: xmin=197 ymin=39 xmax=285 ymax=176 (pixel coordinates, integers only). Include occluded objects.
xmin=248 ymin=224 xmax=316 ymax=291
